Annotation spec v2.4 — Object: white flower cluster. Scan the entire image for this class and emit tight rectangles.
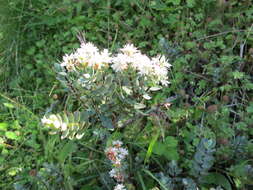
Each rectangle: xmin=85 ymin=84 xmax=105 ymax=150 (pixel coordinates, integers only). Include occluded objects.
xmin=105 ymin=140 xmax=128 ymax=167
xmin=105 ymin=140 xmax=128 ymax=190
xmin=61 ymin=42 xmax=111 ymax=71
xmin=112 ymin=44 xmax=171 ymax=86
xmin=60 ymin=42 xmax=171 ymax=86
xmin=41 ymin=114 xmax=67 ymax=134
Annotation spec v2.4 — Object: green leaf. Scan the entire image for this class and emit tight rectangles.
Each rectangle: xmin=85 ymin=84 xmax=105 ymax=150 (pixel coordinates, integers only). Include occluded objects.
xmin=0 ymin=123 xmax=8 ymax=131
xmin=203 ymin=173 xmax=232 ymax=190
xmin=7 ymin=167 xmax=21 ymax=176
xmin=185 ymin=41 xmax=196 ymax=49
xmin=26 ymin=46 xmax=36 ymax=55
xmin=5 ymin=131 xmax=19 ymax=140
xmin=232 ymin=71 xmax=244 ymax=79
xmin=134 ymin=103 xmax=146 ymax=109
xmin=122 ymin=86 xmax=133 ymax=95
xmin=168 ymin=0 xmax=181 ymax=5
xmin=153 ymin=142 xmax=167 ymax=155
xmin=35 ymin=39 xmax=46 ymax=47
xmin=164 ymin=148 xmax=179 ymax=161
xmin=100 ymin=115 xmax=114 ymax=129
xmin=58 ymin=141 xmax=77 ymax=164
xmin=140 ymin=17 xmax=152 ymax=28
xmin=246 ymin=103 xmax=253 ymax=113
xmin=187 ymin=0 xmax=195 ymax=7
xmin=145 ymin=132 xmax=159 ymax=163
xmin=3 ymin=103 xmax=14 ymax=109
xmin=165 ymin=136 xmax=178 ymax=147
xmin=149 ymin=1 xmax=169 ymax=11
xmin=142 ymin=169 xmax=170 ymax=190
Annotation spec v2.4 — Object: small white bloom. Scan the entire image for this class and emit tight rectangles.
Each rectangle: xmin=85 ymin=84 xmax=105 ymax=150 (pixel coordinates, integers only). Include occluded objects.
xmin=113 ymin=140 xmax=123 ymax=147
xmin=61 ymin=123 xmax=67 ymax=131
xmin=41 ymin=116 xmax=51 ymax=125
xmin=118 ymin=148 xmax=128 ymax=159
xmin=114 ymin=184 xmax=126 ymax=190
xmin=153 ymin=64 xmax=168 ymax=76
xmin=100 ymin=49 xmax=112 ymax=64
xmin=79 ymin=42 xmax=99 ymax=56
xmin=131 ymin=53 xmax=153 ymax=75
xmin=47 ymin=115 xmax=61 ymax=129
xmin=160 ymin=79 xmax=170 ymax=86
xmin=111 ymin=53 xmax=129 ymax=72
xmin=75 ymin=42 xmax=99 ymax=67
xmin=114 ymin=159 xmax=122 ymax=166
xmin=61 ymin=53 xmax=77 ymax=71
xmin=120 ymin=44 xmax=139 ymax=56
xmin=152 ymin=55 xmax=171 ymax=68
xmin=109 ymin=168 xmax=117 ymax=178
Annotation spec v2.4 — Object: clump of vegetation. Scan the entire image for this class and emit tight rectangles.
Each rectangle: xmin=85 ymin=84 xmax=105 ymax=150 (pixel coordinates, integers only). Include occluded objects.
xmin=0 ymin=0 xmax=253 ymax=189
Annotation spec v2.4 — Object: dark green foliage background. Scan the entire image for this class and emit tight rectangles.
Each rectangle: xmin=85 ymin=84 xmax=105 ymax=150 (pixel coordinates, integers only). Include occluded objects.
xmin=0 ymin=0 xmax=253 ymax=189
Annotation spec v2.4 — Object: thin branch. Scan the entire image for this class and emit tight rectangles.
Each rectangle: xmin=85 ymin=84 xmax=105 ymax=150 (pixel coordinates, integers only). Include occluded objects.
xmin=195 ymin=29 xmax=248 ymax=41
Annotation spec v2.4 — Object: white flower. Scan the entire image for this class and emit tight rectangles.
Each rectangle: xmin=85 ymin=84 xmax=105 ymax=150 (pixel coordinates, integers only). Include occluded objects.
xmin=100 ymin=49 xmax=112 ymax=64
xmin=114 ymin=159 xmax=122 ymax=166
xmin=153 ymin=64 xmax=168 ymax=77
xmin=160 ymin=79 xmax=170 ymax=86
xmin=152 ymin=55 xmax=171 ymax=68
xmin=111 ymin=53 xmax=129 ymax=72
xmin=61 ymin=53 xmax=77 ymax=71
xmin=114 ymin=184 xmax=126 ymax=190
xmin=109 ymin=168 xmax=117 ymax=178
xmin=113 ymin=140 xmax=123 ymax=147
xmin=87 ymin=52 xmax=103 ymax=69
xmin=41 ymin=116 xmax=51 ymax=125
xmin=41 ymin=114 xmax=70 ymax=132
xmin=75 ymin=42 xmax=99 ymax=66
xmin=78 ymin=42 xmax=99 ymax=56
xmin=131 ymin=53 xmax=153 ymax=75
xmin=61 ymin=123 xmax=67 ymax=131
xmin=120 ymin=44 xmax=139 ymax=56
xmin=119 ymin=148 xmax=128 ymax=157
xmin=41 ymin=115 xmax=61 ymax=129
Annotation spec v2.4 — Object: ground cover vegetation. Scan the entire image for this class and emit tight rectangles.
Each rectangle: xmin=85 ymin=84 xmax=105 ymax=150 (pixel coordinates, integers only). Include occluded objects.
xmin=0 ymin=0 xmax=253 ymax=189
